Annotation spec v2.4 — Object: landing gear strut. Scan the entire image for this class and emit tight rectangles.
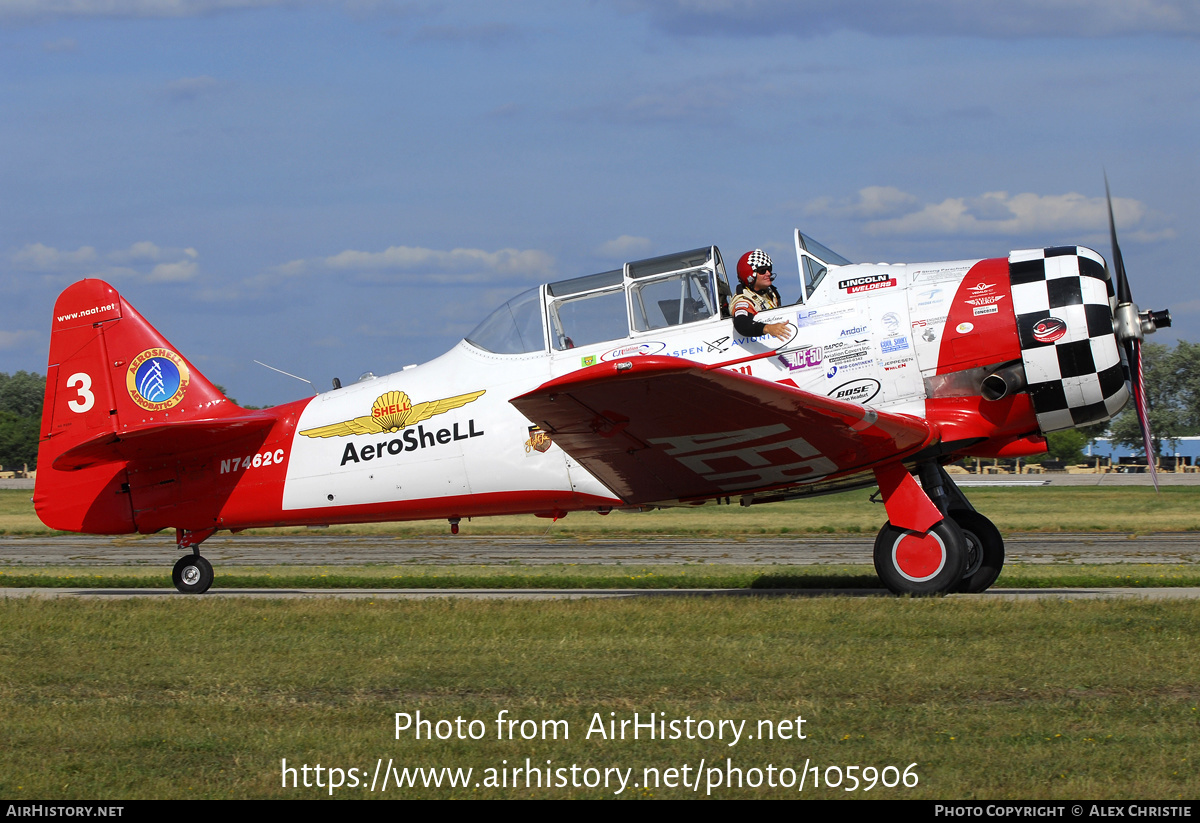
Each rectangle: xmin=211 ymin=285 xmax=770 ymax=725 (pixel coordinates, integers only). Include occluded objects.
xmin=172 ymin=527 xmax=216 ymax=594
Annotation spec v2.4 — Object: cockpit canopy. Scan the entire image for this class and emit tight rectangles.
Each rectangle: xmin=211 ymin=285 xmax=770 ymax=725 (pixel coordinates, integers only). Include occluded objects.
xmin=466 ymin=235 xmax=851 ymax=355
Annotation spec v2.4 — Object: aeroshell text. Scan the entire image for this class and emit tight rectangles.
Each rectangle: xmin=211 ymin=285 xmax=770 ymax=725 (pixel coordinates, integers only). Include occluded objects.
xmin=340 ymin=421 xmax=483 ymax=466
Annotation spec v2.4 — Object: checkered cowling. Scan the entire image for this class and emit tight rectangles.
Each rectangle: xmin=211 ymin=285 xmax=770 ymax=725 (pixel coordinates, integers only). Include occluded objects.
xmin=1008 ymin=246 xmax=1129 ymax=432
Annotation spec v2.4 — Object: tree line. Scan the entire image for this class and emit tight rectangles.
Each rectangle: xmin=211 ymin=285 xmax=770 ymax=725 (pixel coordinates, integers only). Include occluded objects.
xmin=2 ymin=341 xmax=1198 ymax=471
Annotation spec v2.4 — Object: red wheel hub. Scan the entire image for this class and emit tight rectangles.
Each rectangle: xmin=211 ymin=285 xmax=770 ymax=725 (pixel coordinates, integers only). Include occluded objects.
xmin=893 ymin=531 xmax=947 ymax=582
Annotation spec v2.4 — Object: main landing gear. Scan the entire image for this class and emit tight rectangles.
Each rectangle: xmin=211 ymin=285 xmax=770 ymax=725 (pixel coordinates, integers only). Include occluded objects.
xmin=872 ymin=465 xmax=1005 ymax=596
xmin=172 ymin=527 xmax=216 ymax=594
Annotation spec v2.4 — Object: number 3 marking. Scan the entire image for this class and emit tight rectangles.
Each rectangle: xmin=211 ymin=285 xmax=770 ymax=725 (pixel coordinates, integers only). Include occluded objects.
xmin=66 ymin=372 xmax=95 ymax=413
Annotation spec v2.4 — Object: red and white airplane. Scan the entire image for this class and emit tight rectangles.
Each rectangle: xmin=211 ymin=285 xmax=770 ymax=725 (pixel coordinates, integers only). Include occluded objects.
xmin=33 ymin=196 xmax=1170 ymax=595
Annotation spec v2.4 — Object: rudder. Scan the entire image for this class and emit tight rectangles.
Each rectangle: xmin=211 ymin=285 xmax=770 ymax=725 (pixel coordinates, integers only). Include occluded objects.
xmin=35 ymin=279 xmax=243 ymax=533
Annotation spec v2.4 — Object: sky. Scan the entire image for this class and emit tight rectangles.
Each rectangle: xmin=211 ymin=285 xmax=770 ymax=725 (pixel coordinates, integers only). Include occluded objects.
xmin=2 ymin=0 xmax=1197 ymax=407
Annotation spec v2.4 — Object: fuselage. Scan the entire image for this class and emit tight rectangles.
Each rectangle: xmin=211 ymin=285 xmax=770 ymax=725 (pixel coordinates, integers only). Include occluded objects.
xmin=35 ymin=234 xmax=1129 ymax=535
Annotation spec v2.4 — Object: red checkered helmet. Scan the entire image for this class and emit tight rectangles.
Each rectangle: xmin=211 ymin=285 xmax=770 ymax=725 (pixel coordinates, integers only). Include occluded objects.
xmin=736 ymin=249 xmax=773 ymax=286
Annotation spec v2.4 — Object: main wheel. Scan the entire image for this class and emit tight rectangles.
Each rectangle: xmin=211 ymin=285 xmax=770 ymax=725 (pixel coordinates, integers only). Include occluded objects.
xmin=172 ymin=554 xmax=214 ymax=594
xmin=950 ymin=511 xmax=1005 ymax=593
xmin=873 ymin=518 xmax=967 ymax=596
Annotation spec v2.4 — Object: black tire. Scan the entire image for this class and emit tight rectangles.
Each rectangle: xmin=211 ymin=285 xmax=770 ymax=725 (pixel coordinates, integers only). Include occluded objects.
xmin=172 ymin=554 xmax=214 ymax=594
xmin=873 ymin=518 xmax=967 ymax=596
xmin=950 ymin=511 xmax=1005 ymax=594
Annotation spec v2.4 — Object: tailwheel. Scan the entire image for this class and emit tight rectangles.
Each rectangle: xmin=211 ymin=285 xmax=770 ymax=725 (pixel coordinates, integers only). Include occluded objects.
xmin=873 ymin=518 xmax=967 ymax=596
xmin=172 ymin=554 xmax=214 ymax=594
xmin=950 ymin=510 xmax=1005 ymax=594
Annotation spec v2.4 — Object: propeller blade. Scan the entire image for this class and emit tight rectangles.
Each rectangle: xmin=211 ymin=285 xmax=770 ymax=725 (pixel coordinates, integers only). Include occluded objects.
xmin=1131 ymin=339 xmax=1159 ymax=491
xmin=1105 ymin=175 xmax=1133 ymax=305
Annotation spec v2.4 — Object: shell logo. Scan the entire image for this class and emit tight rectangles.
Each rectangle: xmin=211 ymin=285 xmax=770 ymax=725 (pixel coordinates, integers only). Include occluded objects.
xmin=299 ymin=388 xmax=486 ymax=438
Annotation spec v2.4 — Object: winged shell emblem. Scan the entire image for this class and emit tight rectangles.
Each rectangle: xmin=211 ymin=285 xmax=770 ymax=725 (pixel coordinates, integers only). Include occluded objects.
xmin=299 ymin=389 xmax=486 ymax=438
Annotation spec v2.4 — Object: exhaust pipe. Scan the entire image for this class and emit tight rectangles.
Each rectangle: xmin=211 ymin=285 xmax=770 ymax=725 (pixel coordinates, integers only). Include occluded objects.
xmin=981 ymin=362 xmax=1027 ymax=401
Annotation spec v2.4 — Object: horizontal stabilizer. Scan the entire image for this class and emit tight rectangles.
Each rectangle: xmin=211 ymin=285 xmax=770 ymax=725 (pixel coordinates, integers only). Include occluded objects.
xmin=52 ymin=411 xmax=277 ymax=471
xmin=511 ymin=355 xmax=934 ymax=505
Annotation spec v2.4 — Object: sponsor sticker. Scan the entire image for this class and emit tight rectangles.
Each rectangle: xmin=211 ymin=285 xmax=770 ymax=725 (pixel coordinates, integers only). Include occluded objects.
xmin=581 ymin=355 xmax=597 ymax=367
xmin=1032 ymin=317 xmax=1068 ymax=343
xmin=955 ymin=322 xmax=974 ymax=334
xmin=881 ymin=336 xmax=910 ymax=354
xmin=882 ymin=312 xmax=901 ymax=335
xmin=777 ymin=346 xmax=824 ymax=372
xmin=126 ymin=348 xmax=190 ymax=412
xmin=828 ymin=378 xmax=881 ymax=404
xmin=299 ymin=389 xmax=486 ymax=439
xmin=972 ymin=305 xmax=999 ymax=316
xmin=525 ymin=425 xmax=552 ymax=454
xmin=839 ymin=273 xmax=896 ymax=294
xmin=600 ymin=341 xmax=666 ymax=361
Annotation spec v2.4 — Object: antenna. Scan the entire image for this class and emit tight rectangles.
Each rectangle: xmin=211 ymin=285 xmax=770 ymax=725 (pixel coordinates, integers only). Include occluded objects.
xmin=253 ymin=360 xmax=319 ymax=396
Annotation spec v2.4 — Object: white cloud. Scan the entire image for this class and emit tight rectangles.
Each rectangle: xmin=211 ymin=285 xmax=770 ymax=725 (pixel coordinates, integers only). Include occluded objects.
xmin=864 ymin=191 xmax=1146 ymax=236
xmin=805 ymin=188 xmax=1168 ymax=239
xmin=147 ymin=259 xmax=199 ymax=282
xmin=0 ymin=330 xmax=38 ymax=350
xmin=41 ymin=37 xmax=77 ymax=52
xmin=164 ymin=75 xmax=224 ymax=101
xmin=10 ymin=241 xmax=201 ymax=282
xmin=321 ymin=244 xmax=555 ymax=278
xmin=12 ymin=243 xmax=97 ymax=270
xmin=0 ymin=0 xmax=307 ymax=20
xmin=626 ymin=0 xmax=1200 ymax=39
xmin=596 ymin=235 xmax=652 ymax=258
xmin=804 ymin=186 xmax=919 ymax=220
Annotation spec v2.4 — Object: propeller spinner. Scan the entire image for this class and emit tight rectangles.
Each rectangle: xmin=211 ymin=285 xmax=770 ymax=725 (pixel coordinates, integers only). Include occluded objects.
xmin=1105 ymin=178 xmax=1172 ymax=489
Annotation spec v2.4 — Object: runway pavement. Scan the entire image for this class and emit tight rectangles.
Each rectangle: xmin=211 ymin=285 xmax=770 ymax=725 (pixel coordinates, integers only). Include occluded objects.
xmin=3 ymin=531 xmax=1200 ymax=566
xmin=2 ymin=532 xmax=1199 ymax=600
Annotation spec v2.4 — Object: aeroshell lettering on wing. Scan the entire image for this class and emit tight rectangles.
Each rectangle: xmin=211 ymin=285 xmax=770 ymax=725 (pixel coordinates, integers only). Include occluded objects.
xmin=600 ymin=341 xmax=666 ymax=361
xmin=647 ymin=423 xmax=838 ymax=491
xmin=828 ymin=378 xmax=881 ymax=404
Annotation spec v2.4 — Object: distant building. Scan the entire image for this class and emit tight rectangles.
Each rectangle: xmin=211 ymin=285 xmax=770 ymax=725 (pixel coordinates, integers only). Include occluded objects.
xmin=1087 ymin=436 xmax=1200 ymax=465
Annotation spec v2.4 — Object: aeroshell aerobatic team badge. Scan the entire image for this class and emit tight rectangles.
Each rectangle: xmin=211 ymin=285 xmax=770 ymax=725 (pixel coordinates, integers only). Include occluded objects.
xmin=126 ymin=348 xmax=190 ymax=411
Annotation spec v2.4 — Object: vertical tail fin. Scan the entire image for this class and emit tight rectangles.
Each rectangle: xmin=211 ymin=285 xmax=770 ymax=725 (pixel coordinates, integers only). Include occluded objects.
xmin=34 ymin=279 xmax=249 ymax=533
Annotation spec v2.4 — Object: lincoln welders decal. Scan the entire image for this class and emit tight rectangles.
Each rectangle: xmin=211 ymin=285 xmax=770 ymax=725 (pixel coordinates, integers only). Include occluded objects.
xmin=839 ymin=273 xmax=896 ymax=294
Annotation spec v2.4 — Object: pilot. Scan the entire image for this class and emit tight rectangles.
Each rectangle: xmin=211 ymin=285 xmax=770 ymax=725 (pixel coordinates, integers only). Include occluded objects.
xmin=731 ymin=249 xmax=791 ymax=341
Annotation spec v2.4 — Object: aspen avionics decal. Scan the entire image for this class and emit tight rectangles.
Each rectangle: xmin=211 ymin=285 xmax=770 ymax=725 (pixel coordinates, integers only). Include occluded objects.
xmin=126 ymin=348 xmax=190 ymax=411
xmin=299 ymin=389 xmax=487 ymax=467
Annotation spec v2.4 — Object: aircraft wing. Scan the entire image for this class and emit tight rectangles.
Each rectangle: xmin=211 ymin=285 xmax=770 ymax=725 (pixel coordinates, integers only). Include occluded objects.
xmin=511 ymin=355 xmax=935 ymax=506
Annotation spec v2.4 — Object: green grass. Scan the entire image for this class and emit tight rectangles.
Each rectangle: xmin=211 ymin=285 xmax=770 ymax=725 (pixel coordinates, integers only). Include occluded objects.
xmin=4 ymin=562 xmax=1200 ymax=590
xmin=5 ymin=486 xmax=1200 ymax=536
xmin=1 ymin=596 xmax=1197 ymax=799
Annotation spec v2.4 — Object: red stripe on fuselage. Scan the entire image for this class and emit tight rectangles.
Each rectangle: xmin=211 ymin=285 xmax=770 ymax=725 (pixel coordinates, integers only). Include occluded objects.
xmin=935 ymin=258 xmax=1021 ymax=374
